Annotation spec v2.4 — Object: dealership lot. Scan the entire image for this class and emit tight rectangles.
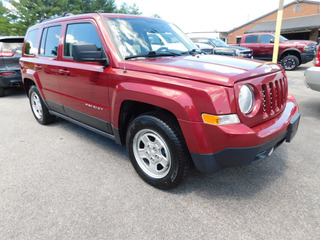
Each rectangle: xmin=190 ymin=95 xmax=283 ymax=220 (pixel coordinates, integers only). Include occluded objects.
xmin=0 ymin=62 xmax=319 ymax=239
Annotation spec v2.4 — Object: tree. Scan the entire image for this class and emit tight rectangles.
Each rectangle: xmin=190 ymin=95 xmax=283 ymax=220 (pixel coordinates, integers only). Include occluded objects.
xmin=151 ymin=14 xmax=161 ymax=19
xmin=0 ymin=1 xmax=16 ymax=35
xmin=1 ymin=0 xmax=141 ymax=36
xmin=117 ymin=3 xmax=141 ymax=15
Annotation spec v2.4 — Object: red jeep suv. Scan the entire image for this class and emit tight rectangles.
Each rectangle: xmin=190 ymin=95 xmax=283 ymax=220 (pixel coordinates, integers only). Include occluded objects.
xmin=20 ymin=13 xmax=300 ymax=189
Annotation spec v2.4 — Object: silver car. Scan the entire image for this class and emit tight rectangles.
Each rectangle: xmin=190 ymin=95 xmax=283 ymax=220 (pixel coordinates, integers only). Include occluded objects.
xmin=305 ymin=67 xmax=320 ymax=91
xmin=305 ymin=45 xmax=320 ymax=92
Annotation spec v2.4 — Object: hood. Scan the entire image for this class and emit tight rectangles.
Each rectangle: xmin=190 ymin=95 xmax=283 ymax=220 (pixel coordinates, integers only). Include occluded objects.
xmin=223 ymin=45 xmax=253 ymax=52
xmin=284 ymin=40 xmax=317 ymax=45
xmin=119 ymin=55 xmax=282 ymax=87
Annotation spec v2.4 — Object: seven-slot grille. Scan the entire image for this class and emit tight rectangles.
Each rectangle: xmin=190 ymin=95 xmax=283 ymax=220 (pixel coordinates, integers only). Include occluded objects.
xmin=261 ymin=77 xmax=287 ymax=118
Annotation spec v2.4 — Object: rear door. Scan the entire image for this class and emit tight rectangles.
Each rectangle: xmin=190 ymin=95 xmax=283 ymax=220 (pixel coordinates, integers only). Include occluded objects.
xmin=58 ymin=20 xmax=112 ymax=134
xmin=241 ymin=34 xmax=261 ymax=58
xmin=35 ymin=25 xmax=64 ymax=112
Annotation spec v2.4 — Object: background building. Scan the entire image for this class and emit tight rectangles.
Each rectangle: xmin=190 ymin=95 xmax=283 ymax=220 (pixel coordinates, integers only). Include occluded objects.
xmin=228 ymin=0 xmax=320 ymax=44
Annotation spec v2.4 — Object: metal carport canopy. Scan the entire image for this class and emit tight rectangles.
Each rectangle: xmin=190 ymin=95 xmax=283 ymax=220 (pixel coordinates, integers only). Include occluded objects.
xmin=245 ymin=14 xmax=320 ymax=33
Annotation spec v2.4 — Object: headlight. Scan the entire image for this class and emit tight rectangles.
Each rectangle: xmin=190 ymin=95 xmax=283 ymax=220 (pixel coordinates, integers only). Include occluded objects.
xmin=239 ymin=84 xmax=254 ymax=114
xmin=303 ymin=45 xmax=314 ymax=52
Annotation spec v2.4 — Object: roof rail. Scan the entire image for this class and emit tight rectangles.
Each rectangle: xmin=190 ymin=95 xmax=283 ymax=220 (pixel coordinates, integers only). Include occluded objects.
xmin=38 ymin=12 xmax=74 ymax=23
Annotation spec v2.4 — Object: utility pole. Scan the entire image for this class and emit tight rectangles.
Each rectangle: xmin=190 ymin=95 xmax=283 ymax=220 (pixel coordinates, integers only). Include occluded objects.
xmin=272 ymin=0 xmax=284 ymax=63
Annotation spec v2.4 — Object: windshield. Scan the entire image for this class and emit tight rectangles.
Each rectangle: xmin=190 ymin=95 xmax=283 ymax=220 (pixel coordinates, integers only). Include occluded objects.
xmin=105 ymin=17 xmax=199 ymax=59
xmin=210 ymin=38 xmax=228 ymax=47
xmin=280 ymin=35 xmax=288 ymax=42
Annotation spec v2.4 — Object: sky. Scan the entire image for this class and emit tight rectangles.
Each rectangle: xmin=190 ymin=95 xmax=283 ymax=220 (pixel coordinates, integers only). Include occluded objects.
xmin=115 ymin=0 xmax=320 ymax=33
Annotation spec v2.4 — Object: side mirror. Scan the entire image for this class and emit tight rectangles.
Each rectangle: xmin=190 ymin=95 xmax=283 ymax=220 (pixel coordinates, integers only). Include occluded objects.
xmin=270 ymin=39 xmax=275 ymax=43
xmin=72 ymin=43 xmax=109 ymax=66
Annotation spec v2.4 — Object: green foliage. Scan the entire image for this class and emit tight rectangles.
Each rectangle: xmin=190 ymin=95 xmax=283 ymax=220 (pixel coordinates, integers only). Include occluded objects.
xmin=151 ymin=14 xmax=161 ymax=19
xmin=0 ymin=0 xmax=141 ymax=36
xmin=0 ymin=1 xmax=13 ymax=35
xmin=117 ymin=3 xmax=141 ymax=15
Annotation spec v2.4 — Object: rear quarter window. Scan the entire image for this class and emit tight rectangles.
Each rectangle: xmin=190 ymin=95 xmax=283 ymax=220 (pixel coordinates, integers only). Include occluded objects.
xmin=39 ymin=25 xmax=61 ymax=56
xmin=25 ymin=29 xmax=39 ymax=55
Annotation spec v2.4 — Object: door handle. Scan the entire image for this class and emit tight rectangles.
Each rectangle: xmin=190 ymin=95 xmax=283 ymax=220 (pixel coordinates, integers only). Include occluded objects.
xmin=58 ymin=69 xmax=70 ymax=75
xmin=34 ymin=64 xmax=42 ymax=70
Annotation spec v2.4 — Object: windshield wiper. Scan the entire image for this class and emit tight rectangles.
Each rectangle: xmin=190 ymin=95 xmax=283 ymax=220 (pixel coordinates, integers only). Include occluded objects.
xmin=181 ymin=49 xmax=202 ymax=55
xmin=125 ymin=51 xmax=181 ymax=60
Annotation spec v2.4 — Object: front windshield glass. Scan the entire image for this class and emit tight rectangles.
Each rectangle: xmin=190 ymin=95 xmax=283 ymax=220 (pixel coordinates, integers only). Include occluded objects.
xmin=210 ymin=38 xmax=228 ymax=47
xmin=105 ymin=17 xmax=199 ymax=59
xmin=280 ymin=35 xmax=288 ymax=42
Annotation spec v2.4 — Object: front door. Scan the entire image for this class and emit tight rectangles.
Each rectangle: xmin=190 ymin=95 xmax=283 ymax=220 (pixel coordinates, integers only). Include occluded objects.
xmin=258 ymin=34 xmax=275 ymax=61
xmin=58 ymin=21 xmax=112 ymax=134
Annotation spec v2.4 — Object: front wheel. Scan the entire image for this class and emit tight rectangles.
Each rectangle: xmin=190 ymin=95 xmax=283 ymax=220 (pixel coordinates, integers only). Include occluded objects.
xmin=281 ymin=55 xmax=299 ymax=71
xmin=126 ymin=112 xmax=191 ymax=190
xmin=28 ymin=85 xmax=55 ymax=125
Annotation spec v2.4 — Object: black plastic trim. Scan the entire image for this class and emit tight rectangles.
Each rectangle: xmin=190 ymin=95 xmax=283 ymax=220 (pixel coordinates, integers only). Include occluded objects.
xmin=63 ymin=105 xmax=112 ymax=133
xmin=190 ymin=130 xmax=290 ymax=174
xmin=49 ymin=110 xmax=115 ymax=141
xmin=46 ymin=99 xmax=65 ymax=114
xmin=300 ymin=52 xmax=315 ymax=64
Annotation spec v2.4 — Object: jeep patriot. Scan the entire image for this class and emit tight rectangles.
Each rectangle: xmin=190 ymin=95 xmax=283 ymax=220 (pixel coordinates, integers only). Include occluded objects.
xmin=20 ymin=13 xmax=300 ymax=189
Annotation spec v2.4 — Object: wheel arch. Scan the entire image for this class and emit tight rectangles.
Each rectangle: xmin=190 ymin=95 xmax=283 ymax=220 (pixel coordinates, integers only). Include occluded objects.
xmin=279 ymin=49 xmax=301 ymax=65
xmin=116 ymin=100 xmax=183 ymax=146
xmin=23 ymin=78 xmax=36 ymax=97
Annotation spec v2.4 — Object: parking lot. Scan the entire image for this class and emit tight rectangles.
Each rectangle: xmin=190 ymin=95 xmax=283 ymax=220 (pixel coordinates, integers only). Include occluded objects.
xmin=0 ymin=62 xmax=319 ymax=239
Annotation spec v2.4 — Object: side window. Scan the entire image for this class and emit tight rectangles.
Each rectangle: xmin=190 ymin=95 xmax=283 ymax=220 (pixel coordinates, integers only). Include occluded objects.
xmin=39 ymin=26 xmax=61 ymax=57
xmin=260 ymin=34 xmax=274 ymax=44
xmin=244 ymin=35 xmax=258 ymax=43
xmin=64 ymin=22 xmax=102 ymax=57
xmin=25 ymin=29 xmax=39 ymax=55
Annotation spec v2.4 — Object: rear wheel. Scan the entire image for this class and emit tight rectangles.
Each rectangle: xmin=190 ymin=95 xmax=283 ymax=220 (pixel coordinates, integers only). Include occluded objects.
xmin=28 ymin=85 xmax=55 ymax=125
xmin=281 ymin=55 xmax=299 ymax=71
xmin=0 ymin=87 xmax=5 ymax=97
xmin=126 ymin=112 xmax=191 ymax=190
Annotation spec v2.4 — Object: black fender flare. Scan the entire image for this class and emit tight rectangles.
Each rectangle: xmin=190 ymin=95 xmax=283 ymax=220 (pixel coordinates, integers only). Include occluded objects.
xmin=279 ymin=48 xmax=301 ymax=62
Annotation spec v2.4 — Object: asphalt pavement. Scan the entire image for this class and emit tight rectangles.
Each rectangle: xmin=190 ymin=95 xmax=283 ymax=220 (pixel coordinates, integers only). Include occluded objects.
xmin=0 ymin=62 xmax=319 ymax=240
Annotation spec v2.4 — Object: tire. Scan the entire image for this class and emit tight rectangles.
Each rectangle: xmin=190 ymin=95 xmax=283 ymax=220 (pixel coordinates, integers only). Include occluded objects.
xmin=281 ymin=55 xmax=299 ymax=71
xmin=0 ymin=87 xmax=5 ymax=97
xmin=126 ymin=112 xmax=191 ymax=190
xmin=28 ymin=85 xmax=55 ymax=125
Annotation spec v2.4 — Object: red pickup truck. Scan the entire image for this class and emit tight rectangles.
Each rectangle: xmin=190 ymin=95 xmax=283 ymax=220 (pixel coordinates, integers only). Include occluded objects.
xmin=235 ymin=33 xmax=316 ymax=70
xmin=20 ymin=14 xmax=300 ymax=189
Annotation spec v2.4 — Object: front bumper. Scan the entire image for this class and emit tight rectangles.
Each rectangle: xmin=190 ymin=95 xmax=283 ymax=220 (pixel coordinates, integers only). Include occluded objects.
xmin=300 ymin=52 xmax=315 ymax=64
xmin=191 ymin=112 xmax=300 ymax=173
xmin=0 ymin=70 xmax=22 ymax=88
xmin=182 ymin=97 xmax=300 ymax=174
xmin=304 ymin=66 xmax=320 ymax=92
